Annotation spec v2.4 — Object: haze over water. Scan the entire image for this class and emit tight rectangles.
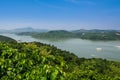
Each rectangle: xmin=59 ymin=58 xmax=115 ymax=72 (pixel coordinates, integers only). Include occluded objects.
xmin=1 ymin=33 xmax=120 ymax=61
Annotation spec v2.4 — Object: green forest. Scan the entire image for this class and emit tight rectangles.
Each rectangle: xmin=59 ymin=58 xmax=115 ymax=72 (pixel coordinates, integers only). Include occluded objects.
xmin=17 ymin=30 xmax=120 ymax=40
xmin=0 ymin=41 xmax=120 ymax=80
xmin=0 ymin=35 xmax=16 ymax=42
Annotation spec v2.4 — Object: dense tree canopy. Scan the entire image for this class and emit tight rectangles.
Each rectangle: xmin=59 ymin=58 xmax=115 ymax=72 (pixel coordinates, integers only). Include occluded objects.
xmin=0 ymin=41 xmax=120 ymax=80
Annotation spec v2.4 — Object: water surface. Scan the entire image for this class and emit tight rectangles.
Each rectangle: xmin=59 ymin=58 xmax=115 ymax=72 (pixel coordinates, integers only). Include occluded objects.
xmin=1 ymin=33 xmax=120 ymax=61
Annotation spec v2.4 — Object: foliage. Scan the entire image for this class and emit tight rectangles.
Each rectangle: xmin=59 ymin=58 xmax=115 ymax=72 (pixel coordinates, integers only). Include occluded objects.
xmin=0 ymin=42 xmax=120 ymax=80
xmin=79 ymin=31 xmax=120 ymax=40
xmin=17 ymin=30 xmax=120 ymax=40
xmin=0 ymin=42 xmax=66 ymax=80
xmin=0 ymin=35 xmax=16 ymax=42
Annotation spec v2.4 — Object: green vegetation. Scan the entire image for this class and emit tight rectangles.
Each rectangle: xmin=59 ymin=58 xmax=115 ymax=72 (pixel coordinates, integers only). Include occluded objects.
xmin=78 ymin=31 xmax=120 ymax=40
xmin=0 ymin=42 xmax=120 ymax=80
xmin=0 ymin=35 xmax=16 ymax=42
xmin=17 ymin=30 xmax=76 ymax=39
xmin=17 ymin=30 xmax=120 ymax=40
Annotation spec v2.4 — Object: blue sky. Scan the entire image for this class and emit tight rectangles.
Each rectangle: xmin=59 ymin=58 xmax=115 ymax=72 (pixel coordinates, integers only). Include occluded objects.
xmin=0 ymin=0 xmax=120 ymax=30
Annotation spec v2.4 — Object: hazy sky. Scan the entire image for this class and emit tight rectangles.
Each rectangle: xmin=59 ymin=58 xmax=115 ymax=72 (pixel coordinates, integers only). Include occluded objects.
xmin=0 ymin=0 xmax=120 ymax=30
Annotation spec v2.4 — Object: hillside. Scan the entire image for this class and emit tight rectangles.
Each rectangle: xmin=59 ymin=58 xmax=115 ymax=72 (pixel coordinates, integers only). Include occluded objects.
xmin=0 ymin=35 xmax=16 ymax=42
xmin=0 ymin=42 xmax=120 ymax=80
xmin=0 ymin=27 xmax=48 ymax=33
xmin=17 ymin=29 xmax=120 ymax=40
xmin=17 ymin=30 xmax=77 ymax=39
xmin=12 ymin=27 xmax=48 ymax=33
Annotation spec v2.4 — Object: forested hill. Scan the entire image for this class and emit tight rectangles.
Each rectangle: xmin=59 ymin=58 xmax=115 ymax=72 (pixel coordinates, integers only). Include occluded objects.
xmin=17 ymin=29 xmax=120 ymax=40
xmin=0 ymin=35 xmax=16 ymax=42
xmin=17 ymin=30 xmax=76 ymax=39
xmin=0 ymin=42 xmax=120 ymax=80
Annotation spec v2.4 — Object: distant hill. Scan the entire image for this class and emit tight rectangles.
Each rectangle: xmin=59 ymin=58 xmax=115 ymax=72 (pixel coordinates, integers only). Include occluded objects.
xmin=72 ymin=29 xmax=120 ymax=40
xmin=13 ymin=27 xmax=34 ymax=32
xmin=0 ymin=35 xmax=16 ymax=42
xmin=16 ymin=29 xmax=120 ymax=40
xmin=17 ymin=30 xmax=77 ymax=39
xmin=48 ymin=30 xmax=70 ymax=33
xmin=71 ymin=29 xmax=118 ymax=33
xmin=0 ymin=27 xmax=48 ymax=33
xmin=11 ymin=27 xmax=48 ymax=33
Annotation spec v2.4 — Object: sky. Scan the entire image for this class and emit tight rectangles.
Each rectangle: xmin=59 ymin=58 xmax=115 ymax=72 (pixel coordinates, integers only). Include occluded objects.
xmin=0 ymin=0 xmax=120 ymax=30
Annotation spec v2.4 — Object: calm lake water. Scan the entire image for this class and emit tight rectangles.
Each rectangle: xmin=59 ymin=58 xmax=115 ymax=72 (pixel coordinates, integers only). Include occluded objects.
xmin=1 ymin=33 xmax=120 ymax=61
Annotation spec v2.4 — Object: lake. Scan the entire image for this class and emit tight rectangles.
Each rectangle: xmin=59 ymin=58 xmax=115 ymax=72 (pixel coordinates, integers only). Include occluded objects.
xmin=1 ymin=33 xmax=120 ymax=61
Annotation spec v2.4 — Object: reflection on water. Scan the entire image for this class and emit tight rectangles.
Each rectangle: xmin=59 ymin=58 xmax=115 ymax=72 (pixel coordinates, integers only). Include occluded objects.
xmin=1 ymin=33 xmax=120 ymax=61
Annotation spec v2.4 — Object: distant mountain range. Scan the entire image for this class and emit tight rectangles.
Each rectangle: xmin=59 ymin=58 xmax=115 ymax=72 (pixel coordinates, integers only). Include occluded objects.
xmin=0 ymin=27 xmax=48 ymax=33
xmin=0 ymin=27 xmax=120 ymax=34
xmin=16 ymin=29 xmax=120 ymax=40
xmin=71 ymin=29 xmax=120 ymax=33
